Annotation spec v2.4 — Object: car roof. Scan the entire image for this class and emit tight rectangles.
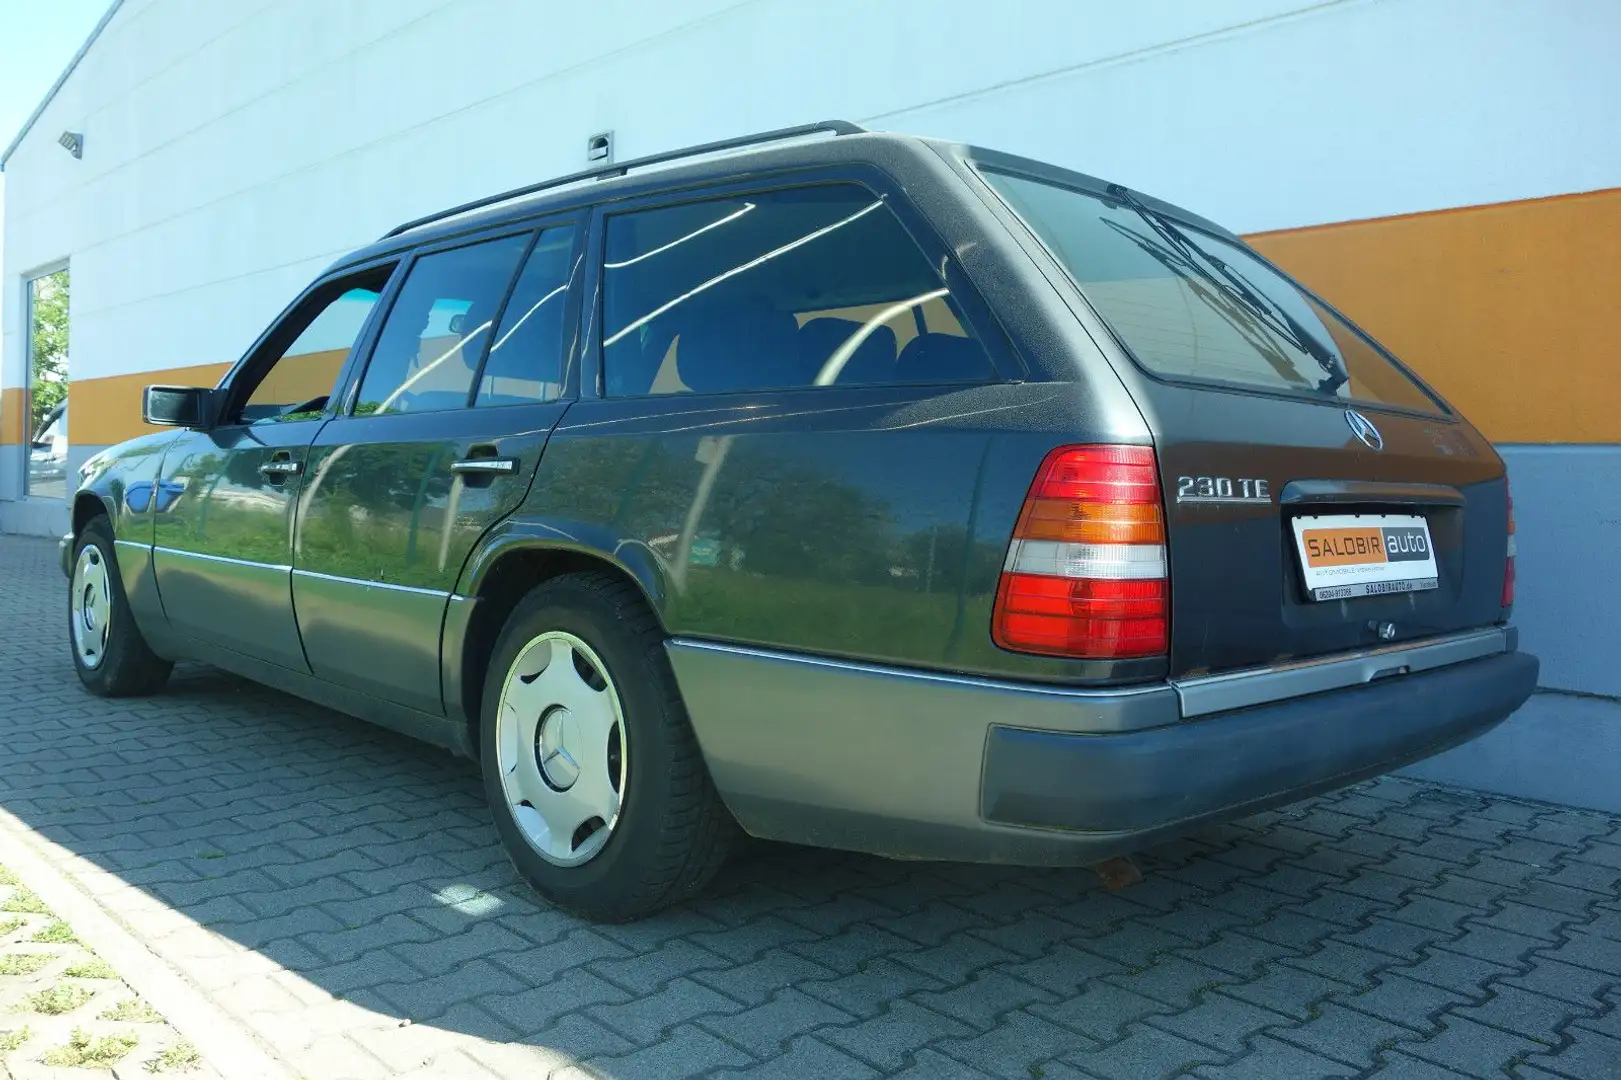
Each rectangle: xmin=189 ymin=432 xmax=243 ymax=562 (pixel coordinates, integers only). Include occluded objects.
xmin=322 ymin=126 xmax=1239 ymax=277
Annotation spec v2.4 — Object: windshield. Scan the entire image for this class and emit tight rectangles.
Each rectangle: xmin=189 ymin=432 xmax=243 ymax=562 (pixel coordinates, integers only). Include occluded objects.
xmin=982 ymin=170 xmax=1441 ymax=413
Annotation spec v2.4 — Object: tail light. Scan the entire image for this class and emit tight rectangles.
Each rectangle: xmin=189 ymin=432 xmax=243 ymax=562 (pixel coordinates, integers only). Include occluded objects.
xmin=1502 ymin=483 xmax=1516 ymax=608
xmin=993 ymin=445 xmax=1169 ymax=659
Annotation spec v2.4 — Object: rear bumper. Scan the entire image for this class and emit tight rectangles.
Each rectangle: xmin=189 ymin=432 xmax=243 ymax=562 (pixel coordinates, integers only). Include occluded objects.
xmin=668 ymin=633 xmax=1537 ymax=866
xmin=983 ymin=649 xmax=1537 ymax=837
xmin=59 ymin=532 xmax=74 ymax=577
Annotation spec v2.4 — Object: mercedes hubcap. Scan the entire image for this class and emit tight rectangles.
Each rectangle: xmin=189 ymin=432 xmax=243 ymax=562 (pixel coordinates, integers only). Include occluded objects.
xmin=70 ymin=546 xmax=112 ymax=670
xmin=495 ymin=632 xmax=627 ymax=867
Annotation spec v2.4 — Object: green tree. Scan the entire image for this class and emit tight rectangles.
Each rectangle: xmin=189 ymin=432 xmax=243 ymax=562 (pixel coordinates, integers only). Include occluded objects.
xmin=29 ymin=270 xmax=70 ymax=436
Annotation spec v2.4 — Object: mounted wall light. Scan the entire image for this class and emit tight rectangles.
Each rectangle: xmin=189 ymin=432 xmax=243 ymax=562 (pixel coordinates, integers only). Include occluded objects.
xmin=58 ymin=131 xmax=83 ymax=158
xmin=586 ymin=131 xmax=614 ymax=165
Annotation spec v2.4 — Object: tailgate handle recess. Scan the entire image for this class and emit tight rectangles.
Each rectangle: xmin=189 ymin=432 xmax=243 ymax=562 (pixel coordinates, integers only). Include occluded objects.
xmin=1280 ymin=479 xmax=1465 ymax=507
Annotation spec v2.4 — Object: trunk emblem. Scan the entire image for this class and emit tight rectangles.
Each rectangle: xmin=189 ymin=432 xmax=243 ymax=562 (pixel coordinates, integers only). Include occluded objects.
xmin=1346 ymin=409 xmax=1384 ymax=450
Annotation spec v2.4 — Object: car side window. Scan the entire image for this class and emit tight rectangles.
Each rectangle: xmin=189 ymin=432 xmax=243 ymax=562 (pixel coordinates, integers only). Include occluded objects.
xmin=352 ymin=234 xmax=530 ymax=415
xmin=239 ymin=276 xmax=389 ymax=424
xmin=602 ymin=184 xmax=997 ymax=396
xmin=474 ymin=225 xmax=578 ymax=407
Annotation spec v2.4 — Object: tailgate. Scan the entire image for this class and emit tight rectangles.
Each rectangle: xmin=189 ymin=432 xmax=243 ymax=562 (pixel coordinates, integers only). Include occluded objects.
xmin=1150 ymin=389 xmax=1509 ymax=677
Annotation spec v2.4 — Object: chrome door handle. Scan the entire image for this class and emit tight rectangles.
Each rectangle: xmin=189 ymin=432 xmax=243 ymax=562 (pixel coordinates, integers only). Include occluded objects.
xmin=259 ymin=459 xmax=303 ymax=478
xmin=451 ymin=457 xmax=519 ymax=476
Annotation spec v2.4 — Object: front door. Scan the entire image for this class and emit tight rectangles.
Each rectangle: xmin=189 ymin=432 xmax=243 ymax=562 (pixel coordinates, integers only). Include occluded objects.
xmin=152 ymin=267 xmax=394 ymax=668
xmin=292 ymin=223 xmax=581 ymax=713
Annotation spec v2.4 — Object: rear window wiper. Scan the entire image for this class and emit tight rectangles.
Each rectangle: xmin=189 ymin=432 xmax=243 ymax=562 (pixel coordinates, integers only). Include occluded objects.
xmin=1104 ymin=184 xmax=1349 ymax=395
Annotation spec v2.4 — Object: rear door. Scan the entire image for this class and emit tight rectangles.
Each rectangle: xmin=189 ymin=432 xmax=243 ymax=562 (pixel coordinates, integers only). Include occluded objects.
xmin=979 ymin=168 xmax=1510 ymax=676
xmin=291 ymin=221 xmax=582 ymax=713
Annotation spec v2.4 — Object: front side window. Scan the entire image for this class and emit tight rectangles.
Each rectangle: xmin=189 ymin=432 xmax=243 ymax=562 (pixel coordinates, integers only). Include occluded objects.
xmin=353 ymin=234 xmax=530 ymax=415
xmin=602 ymin=184 xmax=996 ymax=396
xmin=982 ymin=170 xmax=1440 ymax=413
xmin=474 ymin=225 xmax=578 ymax=407
xmin=241 ymin=277 xmax=387 ymax=423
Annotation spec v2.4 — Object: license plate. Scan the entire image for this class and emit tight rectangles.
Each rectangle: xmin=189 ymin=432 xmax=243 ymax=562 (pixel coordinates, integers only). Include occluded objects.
xmin=1291 ymin=513 xmax=1439 ymax=601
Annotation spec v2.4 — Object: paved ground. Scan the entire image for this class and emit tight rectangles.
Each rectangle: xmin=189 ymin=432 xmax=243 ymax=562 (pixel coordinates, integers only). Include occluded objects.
xmin=4 ymin=533 xmax=1621 ymax=1080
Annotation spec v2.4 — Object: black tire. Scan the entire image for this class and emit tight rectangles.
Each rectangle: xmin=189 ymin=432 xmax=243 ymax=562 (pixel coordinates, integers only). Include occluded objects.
xmin=479 ymin=571 xmax=736 ymax=921
xmin=69 ymin=516 xmax=173 ymax=697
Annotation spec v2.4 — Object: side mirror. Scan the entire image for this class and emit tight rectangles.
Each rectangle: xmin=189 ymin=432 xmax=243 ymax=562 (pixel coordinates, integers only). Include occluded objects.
xmin=142 ymin=385 xmax=216 ymax=429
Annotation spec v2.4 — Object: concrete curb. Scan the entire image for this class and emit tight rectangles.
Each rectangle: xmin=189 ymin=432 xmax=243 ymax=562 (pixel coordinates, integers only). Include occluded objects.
xmin=0 ymin=809 xmax=296 ymax=1080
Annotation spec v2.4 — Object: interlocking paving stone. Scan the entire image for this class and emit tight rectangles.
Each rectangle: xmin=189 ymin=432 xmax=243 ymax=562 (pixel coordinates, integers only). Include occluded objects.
xmin=1191 ymin=1034 xmax=1359 ymax=1079
xmin=1270 ymin=1001 xmax=1415 ymax=1067
xmin=1059 ymin=1023 xmax=1229 ymax=1079
xmin=713 ymin=1036 xmax=880 ymax=1080
xmin=1522 ymin=1026 xmax=1621 ymax=1080
xmin=1 ymin=532 xmax=1616 ymax=1079
xmin=934 ymin=1008 xmax=1094 ymax=1078
xmin=1400 ymin=1015 xmax=1545 ymax=1078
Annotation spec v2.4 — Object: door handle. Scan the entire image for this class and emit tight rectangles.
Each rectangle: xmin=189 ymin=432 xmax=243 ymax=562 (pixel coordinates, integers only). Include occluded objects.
xmin=451 ymin=457 xmax=519 ymax=476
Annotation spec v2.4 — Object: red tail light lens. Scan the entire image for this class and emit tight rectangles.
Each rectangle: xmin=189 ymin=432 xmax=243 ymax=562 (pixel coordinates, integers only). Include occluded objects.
xmin=1502 ymin=484 xmax=1516 ymax=608
xmin=992 ymin=445 xmax=1169 ymax=660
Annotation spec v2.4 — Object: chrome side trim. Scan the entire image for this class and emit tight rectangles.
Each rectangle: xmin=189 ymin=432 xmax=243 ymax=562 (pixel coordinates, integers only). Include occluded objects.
xmin=113 ymin=539 xmax=152 ymax=552
xmin=153 ymin=546 xmax=289 ymax=573
xmin=1173 ymin=627 xmax=1511 ymax=718
xmin=291 ymin=568 xmax=451 ymax=598
xmin=669 ymin=638 xmax=1172 ymax=704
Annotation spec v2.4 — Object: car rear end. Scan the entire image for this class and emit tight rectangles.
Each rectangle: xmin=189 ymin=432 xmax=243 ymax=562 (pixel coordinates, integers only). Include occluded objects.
xmin=955 ymin=148 xmax=1536 ymax=849
xmin=669 ymin=132 xmax=1536 ymax=865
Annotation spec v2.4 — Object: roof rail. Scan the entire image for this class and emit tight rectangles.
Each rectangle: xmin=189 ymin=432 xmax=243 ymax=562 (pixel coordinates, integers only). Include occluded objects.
xmin=381 ymin=120 xmax=866 ymax=240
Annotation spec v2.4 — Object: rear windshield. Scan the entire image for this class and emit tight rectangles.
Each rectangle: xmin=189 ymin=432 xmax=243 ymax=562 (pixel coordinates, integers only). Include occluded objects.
xmin=982 ymin=170 xmax=1441 ymax=414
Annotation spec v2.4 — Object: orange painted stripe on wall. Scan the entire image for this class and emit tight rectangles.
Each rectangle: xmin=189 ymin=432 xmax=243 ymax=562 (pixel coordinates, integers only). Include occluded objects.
xmin=42 ymin=188 xmax=1621 ymax=449
xmin=68 ymin=362 xmax=232 ymax=447
xmin=1247 ymin=187 xmax=1621 ymax=444
xmin=0 ymin=387 xmax=28 ymax=446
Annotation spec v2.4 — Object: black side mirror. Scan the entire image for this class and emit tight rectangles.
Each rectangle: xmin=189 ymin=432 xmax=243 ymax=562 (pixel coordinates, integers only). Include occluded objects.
xmin=142 ymin=385 xmax=216 ymax=429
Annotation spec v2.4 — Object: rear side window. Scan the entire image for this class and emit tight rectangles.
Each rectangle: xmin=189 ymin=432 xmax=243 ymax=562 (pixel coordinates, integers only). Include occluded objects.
xmin=982 ymin=171 xmax=1440 ymax=413
xmin=475 ymin=225 xmax=578 ymax=407
xmin=352 ymin=234 xmax=529 ymax=415
xmin=602 ymin=184 xmax=996 ymax=396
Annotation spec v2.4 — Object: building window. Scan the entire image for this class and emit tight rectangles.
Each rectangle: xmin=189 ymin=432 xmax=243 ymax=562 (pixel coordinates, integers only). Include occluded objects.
xmin=26 ymin=267 xmax=70 ymax=500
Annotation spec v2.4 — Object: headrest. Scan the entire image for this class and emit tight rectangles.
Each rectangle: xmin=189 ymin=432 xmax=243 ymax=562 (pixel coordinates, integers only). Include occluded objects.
xmin=798 ymin=318 xmax=898 ymax=386
xmin=676 ymin=299 xmax=802 ymax=393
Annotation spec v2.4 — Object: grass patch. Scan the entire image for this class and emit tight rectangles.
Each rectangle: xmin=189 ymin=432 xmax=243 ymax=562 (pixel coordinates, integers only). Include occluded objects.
xmin=0 ymin=917 xmax=25 ymax=936
xmin=0 ymin=888 xmax=48 ymax=915
xmin=101 ymin=998 xmax=164 ymax=1023
xmin=0 ymin=1026 xmax=31 ymax=1053
xmin=41 ymin=1027 xmax=139 ymax=1067
xmin=145 ymin=1039 xmax=201 ymax=1073
xmin=31 ymin=920 xmax=78 ymax=944
xmin=0 ymin=953 xmax=53 ymax=976
xmin=0 ymin=865 xmax=17 ymax=885
xmin=22 ymin=983 xmax=94 ymax=1015
xmin=63 ymin=958 xmax=117 ymax=979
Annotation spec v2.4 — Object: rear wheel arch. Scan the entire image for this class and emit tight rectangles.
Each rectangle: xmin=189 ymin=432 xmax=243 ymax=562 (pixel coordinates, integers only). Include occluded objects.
xmin=455 ymin=543 xmax=669 ymax=759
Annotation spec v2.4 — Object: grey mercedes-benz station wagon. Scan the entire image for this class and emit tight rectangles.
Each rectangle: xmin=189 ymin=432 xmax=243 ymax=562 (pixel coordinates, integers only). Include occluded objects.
xmin=63 ymin=122 xmax=1536 ymax=921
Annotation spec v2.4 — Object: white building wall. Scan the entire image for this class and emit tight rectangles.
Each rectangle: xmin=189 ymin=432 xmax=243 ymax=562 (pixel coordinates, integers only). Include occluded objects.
xmin=5 ymin=0 xmax=1615 ymax=393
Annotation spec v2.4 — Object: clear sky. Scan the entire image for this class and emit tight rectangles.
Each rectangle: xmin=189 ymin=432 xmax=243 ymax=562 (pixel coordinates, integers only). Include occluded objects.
xmin=0 ymin=0 xmax=114 ymax=153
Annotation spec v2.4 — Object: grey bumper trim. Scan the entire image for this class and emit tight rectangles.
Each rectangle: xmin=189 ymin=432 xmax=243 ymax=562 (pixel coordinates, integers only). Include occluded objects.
xmin=669 ymin=638 xmax=1181 ymax=733
xmin=1172 ymin=627 xmax=1513 ymax=718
